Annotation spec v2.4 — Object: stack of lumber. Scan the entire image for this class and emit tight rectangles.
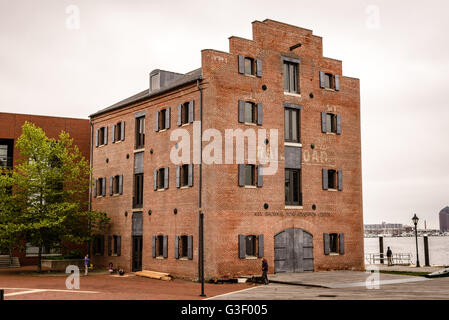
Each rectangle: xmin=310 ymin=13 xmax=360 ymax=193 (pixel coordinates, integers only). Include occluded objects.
xmin=135 ymin=270 xmax=172 ymax=281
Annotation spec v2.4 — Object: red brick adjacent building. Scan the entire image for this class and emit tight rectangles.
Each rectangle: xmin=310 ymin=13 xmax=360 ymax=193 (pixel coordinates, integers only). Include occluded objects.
xmin=0 ymin=112 xmax=90 ymax=265
xmin=89 ymin=19 xmax=364 ymax=279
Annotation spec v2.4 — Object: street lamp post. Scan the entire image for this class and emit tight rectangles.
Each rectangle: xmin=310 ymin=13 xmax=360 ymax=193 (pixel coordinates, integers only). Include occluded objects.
xmin=412 ymin=214 xmax=420 ymax=267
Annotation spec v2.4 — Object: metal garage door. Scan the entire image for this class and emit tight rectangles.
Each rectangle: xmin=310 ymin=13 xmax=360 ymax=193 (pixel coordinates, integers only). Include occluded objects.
xmin=274 ymin=228 xmax=314 ymax=273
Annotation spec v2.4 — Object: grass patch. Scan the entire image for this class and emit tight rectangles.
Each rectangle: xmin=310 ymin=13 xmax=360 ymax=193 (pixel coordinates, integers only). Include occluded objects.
xmin=379 ymin=270 xmax=429 ymax=277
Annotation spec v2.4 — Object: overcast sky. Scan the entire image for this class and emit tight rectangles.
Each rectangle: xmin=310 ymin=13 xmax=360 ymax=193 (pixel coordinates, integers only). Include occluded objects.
xmin=1 ymin=0 xmax=448 ymax=228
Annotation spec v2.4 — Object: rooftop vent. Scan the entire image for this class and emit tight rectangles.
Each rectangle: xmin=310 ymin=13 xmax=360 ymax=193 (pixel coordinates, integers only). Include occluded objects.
xmin=149 ymin=69 xmax=184 ymax=92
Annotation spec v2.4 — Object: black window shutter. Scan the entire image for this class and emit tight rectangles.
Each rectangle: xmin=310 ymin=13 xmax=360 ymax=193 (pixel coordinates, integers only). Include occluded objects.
xmin=335 ymin=75 xmax=340 ymax=91
xmin=238 ymin=55 xmax=245 ymax=74
xmin=257 ymin=165 xmax=263 ymax=187
xmin=164 ymin=167 xmax=169 ymax=189
xmin=174 ymin=235 xmax=179 ymax=259
xmin=339 ymin=233 xmax=345 ymax=254
xmin=165 ymin=107 xmax=171 ymax=129
xmin=322 ymin=169 xmax=328 ymax=190
xmin=256 ymin=59 xmax=262 ymax=77
xmin=152 ymin=236 xmax=156 ymax=258
xmin=238 ymin=234 xmax=246 ymax=258
xmin=323 ymin=233 xmax=330 ymax=255
xmin=188 ymin=100 xmax=194 ymax=123
xmin=321 ymin=112 xmax=327 ymax=133
xmin=176 ymin=165 xmax=180 ymax=188
xmin=258 ymin=234 xmax=264 ymax=258
xmin=336 ymin=114 xmax=342 ymax=135
xmin=102 ymin=177 xmax=106 ymax=196
xmin=238 ymin=100 xmax=245 ymax=123
xmin=109 ymin=176 xmax=113 ymax=196
xmin=93 ymin=180 xmax=97 ymax=198
xmin=238 ymin=164 xmax=245 ymax=187
xmin=257 ymin=103 xmax=263 ymax=125
xmin=153 ymin=169 xmax=158 ymax=190
xmin=112 ymin=125 xmax=116 ymax=143
xmin=338 ymin=170 xmax=343 ymax=191
xmin=319 ymin=71 xmax=325 ymax=88
xmin=121 ymin=121 xmax=125 ymax=141
xmin=117 ymin=236 xmax=121 ymax=256
xmin=163 ymin=235 xmax=168 ymax=258
xmin=187 ymin=235 xmax=193 ymax=260
xmin=177 ymin=104 xmax=182 ymax=126
xmin=108 ymin=236 xmax=112 ymax=256
xmin=104 ymin=126 xmax=108 ymax=145
xmin=154 ymin=111 xmax=159 ymax=132
xmin=119 ymin=174 xmax=123 ymax=195
xmin=95 ymin=129 xmax=99 ymax=147
xmin=188 ymin=164 xmax=193 ymax=187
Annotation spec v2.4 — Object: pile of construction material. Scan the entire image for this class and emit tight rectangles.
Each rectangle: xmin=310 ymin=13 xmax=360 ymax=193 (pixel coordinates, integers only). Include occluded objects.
xmin=135 ymin=270 xmax=172 ymax=281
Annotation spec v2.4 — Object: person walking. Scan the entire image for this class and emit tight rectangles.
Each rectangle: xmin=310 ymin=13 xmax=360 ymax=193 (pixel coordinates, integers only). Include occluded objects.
xmin=261 ymin=258 xmax=269 ymax=285
xmin=84 ymin=254 xmax=90 ymax=275
xmin=386 ymin=247 xmax=393 ymax=266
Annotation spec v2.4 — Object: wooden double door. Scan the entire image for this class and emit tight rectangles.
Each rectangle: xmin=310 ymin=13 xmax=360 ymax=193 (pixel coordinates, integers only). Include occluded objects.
xmin=274 ymin=228 xmax=314 ymax=273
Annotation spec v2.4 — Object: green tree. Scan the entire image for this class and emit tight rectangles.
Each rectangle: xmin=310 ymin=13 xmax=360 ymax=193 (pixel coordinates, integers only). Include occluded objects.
xmin=0 ymin=122 xmax=109 ymax=272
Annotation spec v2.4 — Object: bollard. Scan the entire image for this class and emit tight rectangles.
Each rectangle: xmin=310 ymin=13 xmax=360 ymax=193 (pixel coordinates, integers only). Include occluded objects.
xmin=424 ymin=236 xmax=430 ymax=267
xmin=379 ymin=236 xmax=384 ymax=264
xmin=1 ymin=289 xmax=4 ymax=300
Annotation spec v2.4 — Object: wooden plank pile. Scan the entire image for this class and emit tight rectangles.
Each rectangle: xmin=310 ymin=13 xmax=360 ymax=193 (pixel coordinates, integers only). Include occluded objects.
xmin=135 ymin=270 xmax=172 ymax=281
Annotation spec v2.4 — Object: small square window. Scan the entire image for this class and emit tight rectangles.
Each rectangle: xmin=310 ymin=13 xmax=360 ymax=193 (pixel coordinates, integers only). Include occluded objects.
xmin=113 ymin=235 xmax=119 ymax=255
xmin=245 ymin=164 xmax=255 ymax=186
xmin=180 ymin=164 xmax=189 ymax=187
xmin=159 ymin=109 xmax=167 ymax=130
xmin=158 ymin=168 xmax=165 ymax=190
xmin=283 ymin=61 xmax=299 ymax=93
xmin=327 ymin=170 xmax=337 ymax=189
xmin=97 ymin=177 xmax=104 ymax=196
xmin=156 ymin=235 xmax=164 ymax=257
xmin=135 ymin=116 xmax=145 ymax=149
xmin=181 ymin=103 xmax=189 ymax=125
xmin=323 ymin=73 xmax=335 ymax=89
xmin=244 ymin=102 xmax=256 ymax=124
xmin=245 ymin=235 xmax=257 ymax=256
xmin=329 ymin=233 xmax=338 ymax=253
xmin=98 ymin=127 xmax=106 ymax=146
xmin=244 ymin=57 xmax=254 ymax=75
xmin=325 ymin=113 xmax=337 ymax=133
xmin=113 ymin=175 xmax=120 ymax=194
xmin=179 ymin=235 xmax=188 ymax=258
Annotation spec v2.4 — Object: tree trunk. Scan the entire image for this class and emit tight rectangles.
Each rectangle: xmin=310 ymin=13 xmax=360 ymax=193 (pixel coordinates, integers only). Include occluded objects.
xmin=37 ymin=245 xmax=42 ymax=273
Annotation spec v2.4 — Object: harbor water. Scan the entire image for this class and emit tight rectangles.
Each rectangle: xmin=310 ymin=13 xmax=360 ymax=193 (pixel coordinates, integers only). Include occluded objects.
xmin=364 ymin=236 xmax=449 ymax=266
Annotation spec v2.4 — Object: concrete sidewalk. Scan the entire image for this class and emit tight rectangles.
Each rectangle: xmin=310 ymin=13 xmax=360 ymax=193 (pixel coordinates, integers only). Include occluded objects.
xmin=264 ymin=270 xmax=429 ymax=288
xmin=213 ymin=271 xmax=449 ymax=300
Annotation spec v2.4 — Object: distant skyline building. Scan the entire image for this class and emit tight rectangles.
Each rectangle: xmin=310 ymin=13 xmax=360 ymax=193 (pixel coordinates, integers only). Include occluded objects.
xmin=439 ymin=207 xmax=449 ymax=232
xmin=364 ymin=222 xmax=408 ymax=236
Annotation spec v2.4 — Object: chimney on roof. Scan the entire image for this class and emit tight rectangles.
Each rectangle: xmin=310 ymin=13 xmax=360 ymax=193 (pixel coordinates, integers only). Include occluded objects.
xmin=149 ymin=69 xmax=183 ymax=93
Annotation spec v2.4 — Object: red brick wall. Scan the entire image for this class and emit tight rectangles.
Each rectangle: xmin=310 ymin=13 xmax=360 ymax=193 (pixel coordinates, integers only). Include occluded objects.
xmin=91 ymin=86 xmax=201 ymax=278
xmin=91 ymin=19 xmax=363 ymax=279
xmin=0 ymin=112 xmax=90 ymax=265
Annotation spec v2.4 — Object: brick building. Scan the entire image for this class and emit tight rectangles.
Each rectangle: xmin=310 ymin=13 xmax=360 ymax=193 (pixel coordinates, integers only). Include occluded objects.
xmin=0 ymin=112 xmax=90 ymax=266
xmin=89 ymin=19 xmax=363 ymax=279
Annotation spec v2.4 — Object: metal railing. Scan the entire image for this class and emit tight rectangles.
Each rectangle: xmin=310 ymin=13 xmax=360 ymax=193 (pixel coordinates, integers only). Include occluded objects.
xmin=365 ymin=253 xmax=412 ymax=265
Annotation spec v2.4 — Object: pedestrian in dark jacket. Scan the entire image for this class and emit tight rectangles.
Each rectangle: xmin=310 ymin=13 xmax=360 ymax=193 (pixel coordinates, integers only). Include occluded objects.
xmin=261 ymin=258 xmax=269 ymax=285
xmin=386 ymin=247 xmax=393 ymax=266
